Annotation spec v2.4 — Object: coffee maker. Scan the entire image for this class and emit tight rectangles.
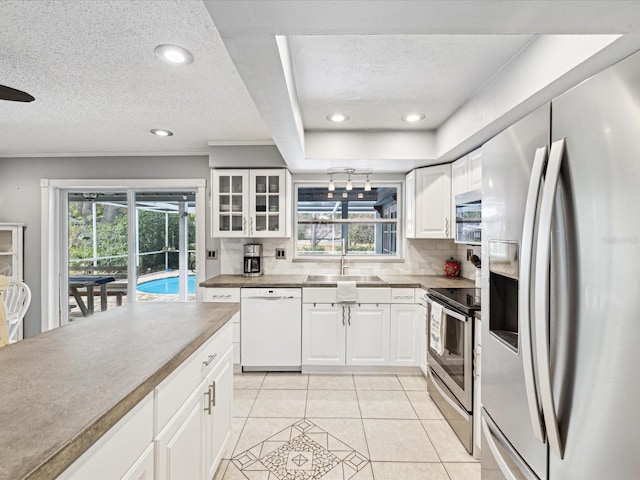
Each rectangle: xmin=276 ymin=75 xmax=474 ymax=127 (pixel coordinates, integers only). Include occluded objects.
xmin=243 ymin=244 xmax=263 ymax=277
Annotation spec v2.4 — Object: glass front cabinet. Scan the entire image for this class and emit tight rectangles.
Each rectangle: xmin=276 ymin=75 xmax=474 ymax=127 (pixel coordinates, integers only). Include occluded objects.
xmin=0 ymin=223 xmax=25 ymax=281
xmin=212 ymin=169 xmax=291 ymax=238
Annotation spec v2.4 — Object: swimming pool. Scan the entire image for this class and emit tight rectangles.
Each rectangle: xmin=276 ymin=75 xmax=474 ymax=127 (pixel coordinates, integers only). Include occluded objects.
xmin=137 ymin=275 xmax=196 ymax=295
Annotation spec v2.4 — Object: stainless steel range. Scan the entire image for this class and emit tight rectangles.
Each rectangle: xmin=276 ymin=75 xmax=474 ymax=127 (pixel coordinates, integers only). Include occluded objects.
xmin=426 ymin=287 xmax=480 ymax=454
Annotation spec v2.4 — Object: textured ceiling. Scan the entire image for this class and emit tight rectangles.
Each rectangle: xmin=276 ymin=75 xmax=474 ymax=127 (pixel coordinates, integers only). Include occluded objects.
xmin=290 ymin=34 xmax=534 ymax=130
xmin=0 ymin=0 xmax=271 ymax=156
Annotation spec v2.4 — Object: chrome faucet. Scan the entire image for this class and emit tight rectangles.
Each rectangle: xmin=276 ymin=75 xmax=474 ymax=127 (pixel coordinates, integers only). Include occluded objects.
xmin=340 ymin=238 xmax=349 ymax=275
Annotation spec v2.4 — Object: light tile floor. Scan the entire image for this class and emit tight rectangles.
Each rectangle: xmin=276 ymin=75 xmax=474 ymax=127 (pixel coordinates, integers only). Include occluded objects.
xmin=214 ymin=373 xmax=480 ymax=480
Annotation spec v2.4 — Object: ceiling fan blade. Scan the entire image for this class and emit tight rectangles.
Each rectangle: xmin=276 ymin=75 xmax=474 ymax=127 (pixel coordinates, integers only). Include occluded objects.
xmin=0 ymin=85 xmax=35 ymax=102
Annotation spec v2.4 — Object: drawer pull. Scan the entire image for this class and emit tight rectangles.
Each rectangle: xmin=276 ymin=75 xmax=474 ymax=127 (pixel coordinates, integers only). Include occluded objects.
xmin=203 ymin=353 xmax=218 ymax=367
xmin=204 ymin=390 xmax=212 ymax=415
xmin=210 ymin=382 xmax=216 ymax=407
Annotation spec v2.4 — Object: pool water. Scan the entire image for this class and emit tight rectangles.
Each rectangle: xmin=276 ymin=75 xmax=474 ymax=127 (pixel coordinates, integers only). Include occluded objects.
xmin=137 ymin=275 xmax=196 ymax=295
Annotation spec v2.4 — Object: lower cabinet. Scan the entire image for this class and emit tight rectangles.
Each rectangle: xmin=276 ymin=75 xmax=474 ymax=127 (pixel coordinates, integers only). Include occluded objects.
xmin=205 ymin=349 xmax=233 ymax=480
xmin=302 ymin=303 xmax=390 ymax=366
xmin=417 ymin=295 xmax=429 ymax=375
xmin=389 ymin=304 xmax=421 ymax=366
xmin=155 ymin=380 xmax=207 ymax=480
xmin=346 ymin=304 xmax=390 ymax=366
xmin=121 ymin=444 xmax=154 ymax=480
xmin=302 ymin=303 xmax=345 ymax=365
xmin=57 ymin=394 xmax=154 ymax=480
xmin=58 ymin=323 xmax=234 ymax=480
xmin=156 ymin=347 xmax=233 ymax=480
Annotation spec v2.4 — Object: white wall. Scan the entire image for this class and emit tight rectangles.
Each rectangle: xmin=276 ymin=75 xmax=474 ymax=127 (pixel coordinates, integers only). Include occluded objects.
xmin=0 ymin=155 xmax=214 ymax=337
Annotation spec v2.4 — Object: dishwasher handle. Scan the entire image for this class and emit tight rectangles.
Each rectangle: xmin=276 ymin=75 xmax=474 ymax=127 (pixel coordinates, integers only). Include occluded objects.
xmin=247 ymin=296 xmax=297 ymax=300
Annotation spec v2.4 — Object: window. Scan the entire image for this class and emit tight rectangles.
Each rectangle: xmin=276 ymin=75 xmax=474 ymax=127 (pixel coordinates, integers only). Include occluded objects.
xmin=296 ymin=184 xmax=400 ymax=257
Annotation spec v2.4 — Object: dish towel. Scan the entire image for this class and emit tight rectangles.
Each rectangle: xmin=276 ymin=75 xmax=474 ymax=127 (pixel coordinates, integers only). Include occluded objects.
xmin=336 ymin=281 xmax=357 ymax=303
xmin=429 ymin=301 xmax=446 ymax=355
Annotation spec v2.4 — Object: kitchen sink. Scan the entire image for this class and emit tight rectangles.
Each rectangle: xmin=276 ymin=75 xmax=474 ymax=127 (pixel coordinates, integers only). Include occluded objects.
xmin=304 ymin=274 xmax=386 ymax=284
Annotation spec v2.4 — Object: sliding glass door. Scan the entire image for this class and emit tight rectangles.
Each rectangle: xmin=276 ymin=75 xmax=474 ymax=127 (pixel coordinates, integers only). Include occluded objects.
xmin=65 ymin=190 xmax=196 ymax=323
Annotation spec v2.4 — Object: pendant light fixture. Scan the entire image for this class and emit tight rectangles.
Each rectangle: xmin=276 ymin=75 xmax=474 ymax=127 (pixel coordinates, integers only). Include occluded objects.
xmin=327 ymin=168 xmax=372 ymax=193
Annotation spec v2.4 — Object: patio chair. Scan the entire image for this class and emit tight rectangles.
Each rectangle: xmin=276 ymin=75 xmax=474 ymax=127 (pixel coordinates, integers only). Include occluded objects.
xmin=3 ymin=280 xmax=32 ymax=343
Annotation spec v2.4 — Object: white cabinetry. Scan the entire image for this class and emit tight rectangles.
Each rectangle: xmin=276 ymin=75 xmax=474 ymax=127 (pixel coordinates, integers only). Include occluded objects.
xmin=302 ymin=303 xmax=345 ymax=366
xmin=417 ymin=290 xmax=428 ymax=376
xmin=205 ymin=349 xmax=233 ymax=479
xmin=389 ymin=304 xmax=420 ymax=367
xmin=212 ymin=169 xmax=291 ymax=238
xmin=155 ymin=323 xmax=233 ymax=480
xmin=405 ymin=164 xmax=452 ymax=239
xmin=55 ymin=320 xmax=234 ymax=480
xmin=468 ymin=148 xmax=483 ymax=191
xmin=302 ymin=288 xmax=391 ymax=367
xmin=0 ymin=223 xmax=24 ymax=281
xmin=389 ymin=288 xmax=420 ymax=367
xmin=346 ymin=303 xmax=390 ymax=366
xmin=57 ymin=394 xmax=154 ymax=480
xmin=451 ymin=149 xmax=483 ymax=239
xmin=204 ymin=288 xmax=241 ymax=365
xmin=155 ymin=380 xmax=206 ymax=480
xmin=452 ymin=148 xmax=482 ymax=198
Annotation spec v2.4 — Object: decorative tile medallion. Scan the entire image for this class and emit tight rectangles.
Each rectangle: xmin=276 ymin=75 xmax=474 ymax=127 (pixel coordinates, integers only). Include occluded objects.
xmin=232 ymin=419 xmax=370 ymax=480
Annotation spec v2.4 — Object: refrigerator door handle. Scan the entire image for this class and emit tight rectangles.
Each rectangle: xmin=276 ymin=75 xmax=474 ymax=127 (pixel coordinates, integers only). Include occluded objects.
xmin=520 ymin=145 xmax=548 ymax=444
xmin=534 ymin=137 xmax=566 ymax=459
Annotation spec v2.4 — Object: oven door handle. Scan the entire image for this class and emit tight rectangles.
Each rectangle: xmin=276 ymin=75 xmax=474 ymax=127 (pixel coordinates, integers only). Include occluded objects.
xmin=426 ymin=296 xmax=468 ymax=322
xmin=428 ymin=369 xmax=468 ymax=418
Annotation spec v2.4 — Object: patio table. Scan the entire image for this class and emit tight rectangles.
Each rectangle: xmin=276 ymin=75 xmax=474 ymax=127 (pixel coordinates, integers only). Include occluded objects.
xmin=69 ymin=276 xmax=116 ymax=317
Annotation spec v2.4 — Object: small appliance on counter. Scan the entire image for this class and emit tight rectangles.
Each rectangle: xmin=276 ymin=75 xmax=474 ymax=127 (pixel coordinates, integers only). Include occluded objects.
xmin=243 ymin=243 xmax=263 ymax=277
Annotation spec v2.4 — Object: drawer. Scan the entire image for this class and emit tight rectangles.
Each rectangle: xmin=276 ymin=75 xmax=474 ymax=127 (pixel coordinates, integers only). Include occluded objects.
xmin=155 ymin=322 xmax=233 ymax=432
xmin=204 ymin=288 xmax=240 ymax=302
xmin=391 ymin=288 xmax=415 ymax=303
xmin=303 ymin=287 xmax=391 ymax=304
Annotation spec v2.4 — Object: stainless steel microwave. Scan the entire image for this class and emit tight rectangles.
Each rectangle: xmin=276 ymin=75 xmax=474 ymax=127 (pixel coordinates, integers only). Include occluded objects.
xmin=454 ymin=189 xmax=481 ymax=245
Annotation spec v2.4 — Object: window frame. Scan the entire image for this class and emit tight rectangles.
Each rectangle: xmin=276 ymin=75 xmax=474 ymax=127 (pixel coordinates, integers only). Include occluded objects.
xmin=293 ymin=181 xmax=403 ymax=261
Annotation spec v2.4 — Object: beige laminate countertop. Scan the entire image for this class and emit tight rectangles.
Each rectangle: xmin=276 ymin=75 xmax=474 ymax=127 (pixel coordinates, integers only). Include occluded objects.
xmin=200 ymin=274 xmax=474 ymax=289
xmin=0 ymin=302 xmax=239 ymax=480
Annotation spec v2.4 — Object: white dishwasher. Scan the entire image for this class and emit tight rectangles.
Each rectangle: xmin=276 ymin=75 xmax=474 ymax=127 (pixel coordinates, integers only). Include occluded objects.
xmin=241 ymin=288 xmax=302 ymax=371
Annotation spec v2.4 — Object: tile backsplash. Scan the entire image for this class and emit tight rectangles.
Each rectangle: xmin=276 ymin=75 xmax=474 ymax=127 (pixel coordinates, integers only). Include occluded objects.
xmin=220 ymin=237 xmax=476 ymax=279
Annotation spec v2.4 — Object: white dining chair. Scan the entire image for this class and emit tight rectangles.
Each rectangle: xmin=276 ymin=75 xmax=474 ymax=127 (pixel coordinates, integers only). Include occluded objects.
xmin=3 ymin=280 xmax=32 ymax=343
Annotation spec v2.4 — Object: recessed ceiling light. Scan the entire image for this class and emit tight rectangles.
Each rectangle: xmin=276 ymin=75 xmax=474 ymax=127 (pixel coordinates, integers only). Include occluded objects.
xmin=154 ymin=44 xmax=194 ymax=66
xmin=327 ymin=113 xmax=349 ymax=123
xmin=150 ymin=129 xmax=173 ymax=137
xmin=402 ymin=113 xmax=425 ymax=123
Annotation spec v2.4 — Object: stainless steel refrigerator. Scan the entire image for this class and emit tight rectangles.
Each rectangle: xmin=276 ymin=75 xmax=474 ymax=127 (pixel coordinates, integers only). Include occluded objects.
xmin=481 ymin=49 xmax=640 ymax=479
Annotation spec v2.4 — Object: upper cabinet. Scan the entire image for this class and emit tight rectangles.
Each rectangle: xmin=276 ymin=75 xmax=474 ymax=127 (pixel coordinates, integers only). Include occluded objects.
xmin=405 ymin=163 xmax=452 ymax=239
xmin=452 ymin=149 xmax=482 ymax=200
xmin=451 ymin=149 xmax=482 ymax=238
xmin=0 ymin=223 xmax=24 ymax=281
xmin=212 ymin=169 xmax=291 ymax=238
xmin=468 ymin=149 xmax=483 ymax=191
